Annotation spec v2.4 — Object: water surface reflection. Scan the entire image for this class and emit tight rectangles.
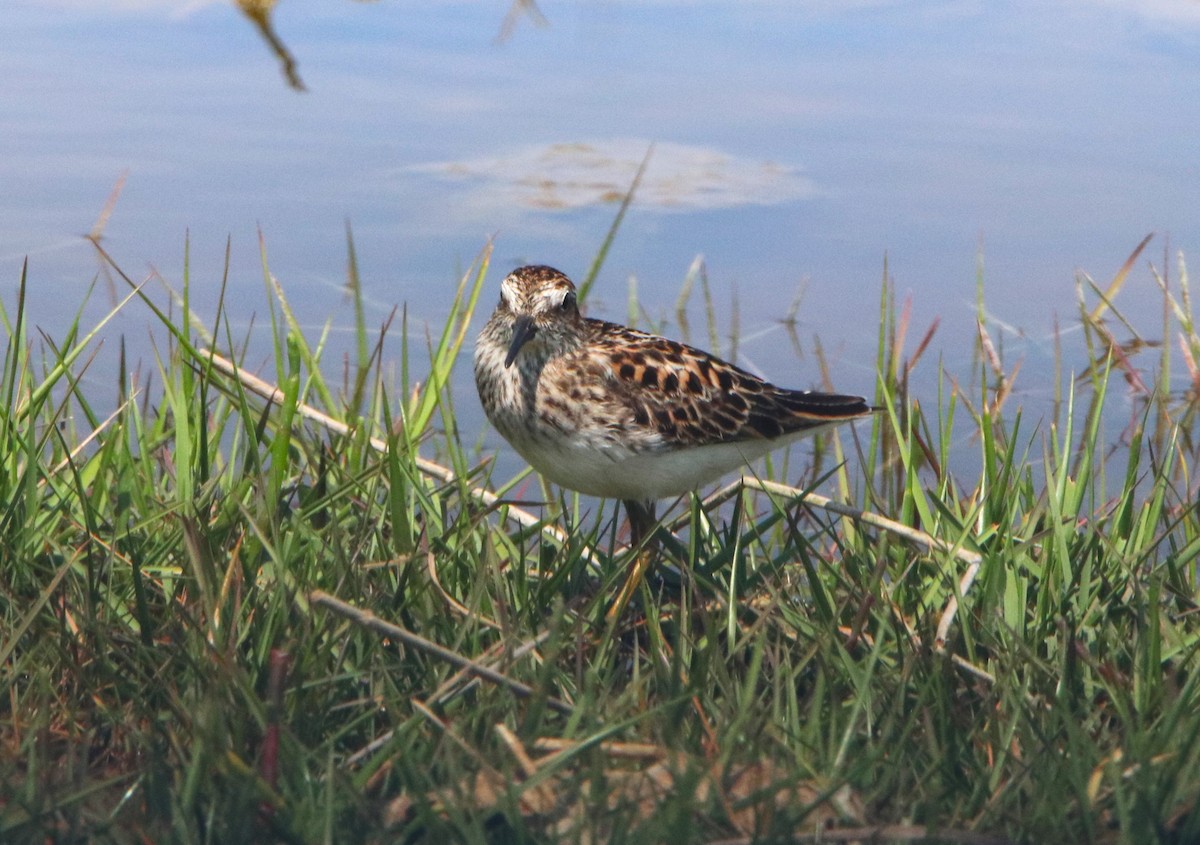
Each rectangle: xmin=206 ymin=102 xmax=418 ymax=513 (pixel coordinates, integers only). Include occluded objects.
xmin=2 ymin=0 xmax=1198 ymax=480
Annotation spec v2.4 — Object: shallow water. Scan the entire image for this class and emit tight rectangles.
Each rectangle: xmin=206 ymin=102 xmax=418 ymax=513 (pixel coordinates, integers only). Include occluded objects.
xmin=3 ymin=0 xmax=1198 ymax=484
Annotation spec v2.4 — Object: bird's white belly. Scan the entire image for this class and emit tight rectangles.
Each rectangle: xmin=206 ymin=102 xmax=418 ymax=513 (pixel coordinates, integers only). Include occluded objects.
xmin=507 ymin=431 xmax=808 ymax=501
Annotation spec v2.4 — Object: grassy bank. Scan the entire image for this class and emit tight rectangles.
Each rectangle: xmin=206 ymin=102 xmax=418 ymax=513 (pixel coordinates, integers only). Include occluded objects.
xmin=1 ymin=233 xmax=1198 ymax=845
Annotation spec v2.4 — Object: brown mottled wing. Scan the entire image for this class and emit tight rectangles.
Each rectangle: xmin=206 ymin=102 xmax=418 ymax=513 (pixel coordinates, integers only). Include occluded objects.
xmin=586 ymin=319 xmax=871 ymax=448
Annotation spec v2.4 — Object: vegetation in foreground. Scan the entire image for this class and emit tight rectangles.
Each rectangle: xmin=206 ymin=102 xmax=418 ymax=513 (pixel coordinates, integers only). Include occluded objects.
xmin=1 ymin=230 xmax=1199 ymax=845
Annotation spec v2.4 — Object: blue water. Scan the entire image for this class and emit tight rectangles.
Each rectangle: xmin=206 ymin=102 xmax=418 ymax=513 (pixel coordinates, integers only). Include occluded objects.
xmin=3 ymin=0 xmax=1198 ymax=482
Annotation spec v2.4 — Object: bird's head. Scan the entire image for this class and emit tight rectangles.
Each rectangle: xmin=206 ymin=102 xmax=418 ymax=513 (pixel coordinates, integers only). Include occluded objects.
xmin=495 ymin=265 xmax=582 ymax=367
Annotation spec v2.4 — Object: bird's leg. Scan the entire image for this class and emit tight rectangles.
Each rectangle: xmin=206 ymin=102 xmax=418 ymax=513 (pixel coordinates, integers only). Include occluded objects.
xmin=606 ymin=499 xmax=657 ymax=621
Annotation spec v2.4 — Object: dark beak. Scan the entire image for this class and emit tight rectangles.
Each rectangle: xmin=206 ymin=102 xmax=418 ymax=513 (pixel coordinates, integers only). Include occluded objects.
xmin=504 ymin=315 xmax=537 ymax=368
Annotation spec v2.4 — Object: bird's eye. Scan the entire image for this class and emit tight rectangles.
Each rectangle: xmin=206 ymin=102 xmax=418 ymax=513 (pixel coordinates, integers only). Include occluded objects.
xmin=560 ymin=292 xmax=576 ymax=311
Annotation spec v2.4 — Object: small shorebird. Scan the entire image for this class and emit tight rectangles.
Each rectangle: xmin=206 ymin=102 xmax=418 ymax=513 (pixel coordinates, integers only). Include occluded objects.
xmin=474 ymin=265 xmax=872 ymax=617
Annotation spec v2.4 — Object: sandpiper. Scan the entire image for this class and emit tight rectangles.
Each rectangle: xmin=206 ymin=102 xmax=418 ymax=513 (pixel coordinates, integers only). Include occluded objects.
xmin=474 ymin=264 xmax=872 ymax=615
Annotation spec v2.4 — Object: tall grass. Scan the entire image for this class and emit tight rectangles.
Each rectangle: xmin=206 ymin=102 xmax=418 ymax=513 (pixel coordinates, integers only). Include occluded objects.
xmin=0 ymin=229 xmax=1198 ymax=845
